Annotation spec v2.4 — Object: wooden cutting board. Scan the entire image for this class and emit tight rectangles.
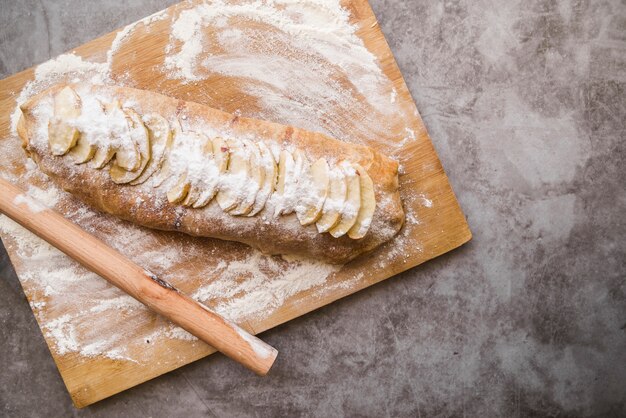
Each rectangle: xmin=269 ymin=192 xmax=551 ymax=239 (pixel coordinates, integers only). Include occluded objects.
xmin=0 ymin=0 xmax=470 ymax=408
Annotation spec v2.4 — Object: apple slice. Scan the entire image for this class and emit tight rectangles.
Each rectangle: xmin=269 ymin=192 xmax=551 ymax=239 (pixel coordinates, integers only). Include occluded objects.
xmin=348 ymin=164 xmax=376 ymax=239
xmin=192 ymin=165 xmax=220 ymax=208
xmin=193 ymin=138 xmax=224 ymax=208
xmin=53 ymin=86 xmax=81 ymax=118
xmin=216 ymin=139 xmax=249 ymax=212
xmin=316 ymin=166 xmax=347 ymax=233
xmin=130 ymin=113 xmax=172 ymax=185
xmin=153 ymin=123 xmax=183 ymax=188
xmin=109 ymin=108 xmax=151 ymax=184
xmin=68 ymin=136 xmax=96 ymax=164
xmin=229 ymin=139 xmax=262 ymax=215
xmin=212 ymin=137 xmax=230 ymax=173
xmin=273 ymin=149 xmax=295 ymax=216
xmin=296 ymin=157 xmax=330 ymax=226
xmin=287 ymin=149 xmax=307 ymax=214
xmin=91 ymin=145 xmax=116 ymax=168
xmin=91 ymin=100 xmax=119 ymax=168
xmin=329 ymin=162 xmax=361 ymax=238
xmin=104 ymin=101 xmax=140 ymax=172
xmin=78 ymin=99 xmax=115 ymax=169
xmin=183 ymin=185 xmax=199 ymax=206
xmin=126 ymin=107 xmax=151 ymax=166
xmin=182 ymin=133 xmax=212 ymax=207
xmin=48 ymin=86 xmax=81 ymax=155
xmin=152 ymin=157 xmax=170 ymax=188
xmin=167 ymin=171 xmax=191 ymax=203
xmin=278 ymin=148 xmax=307 ymax=216
xmin=48 ymin=120 xmax=80 ymax=156
xmin=247 ymin=141 xmax=276 ymax=216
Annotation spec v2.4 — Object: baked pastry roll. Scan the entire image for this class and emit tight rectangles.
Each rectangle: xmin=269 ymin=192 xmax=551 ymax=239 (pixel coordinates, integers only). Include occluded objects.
xmin=17 ymin=84 xmax=404 ymax=263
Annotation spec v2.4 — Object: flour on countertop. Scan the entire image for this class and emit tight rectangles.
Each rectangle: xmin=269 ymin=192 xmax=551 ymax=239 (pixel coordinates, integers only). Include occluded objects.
xmin=1 ymin=0 xmax=426 ymax=364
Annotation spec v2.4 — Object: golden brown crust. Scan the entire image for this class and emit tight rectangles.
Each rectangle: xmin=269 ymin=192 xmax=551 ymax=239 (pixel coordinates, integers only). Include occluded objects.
xmin=19 ymin=83 xmax=404 ymax=263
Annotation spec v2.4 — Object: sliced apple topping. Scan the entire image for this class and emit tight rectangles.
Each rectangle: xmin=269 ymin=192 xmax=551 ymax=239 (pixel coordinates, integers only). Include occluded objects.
xmin=109 ymin=108 xmax=151 ymax=184
xmin=216 ymin=139 xmax=249 ymax=212
xmin=296 ymin=157 xmax=330 ymax=226
xmin=329 ymin=162 xmax=361 ymax=238
xmin=285 ymin=149 xmax=308 ymax=215
xmin=152 ymin=157 xmax=170 ymax=188
xmin=70 ymin=97 xmax=109 ymax=167
xmin=212 ymin=137 xmax=230 ymax=173
xmin=275 ymin=150 xmax=293 ymax=195
xmin=91 ymin=145 xmax=116 ymax=169
xmin=102 ymin=100 xmax=139 ymax=172
xmin=86 ymin=99 xmax=114 ymax=168
xmin=348 ymin=164 xmax=376 ymax=239
xmin=167 ymin=171 xmax=191 ymax=203
xmin=182 ymin=133 xmax=213 ymax=207
xmin=68 ymin=136 xmax=96 ymax=164
xmin=230 ymin=139 xmax=261 ymax=216
xmin=182 ymin=185 xmax=199 ymax=207
xmin=193 ymin=137 xmax=225 ymax=209
xmin=247 ymin=140 xmax=276 ymax=216
xmin=48 ymin=86 xmax=81 ymax=155
xmin=40 ymin=87 xmax=378 ymax=234
xmin=316 ymin=166 xmax=347 ymax=233
xmin=131 ymin=113 xmax=172 ymax=185
xmin=273 ymin=149 xmax=295 ymax=216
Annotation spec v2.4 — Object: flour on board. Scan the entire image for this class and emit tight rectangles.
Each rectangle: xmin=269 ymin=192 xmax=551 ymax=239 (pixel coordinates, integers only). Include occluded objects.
xmin=13 ymin=194 xmax=47 ymax=213
xmin=162 ymin=0 xmax=404 ymax=144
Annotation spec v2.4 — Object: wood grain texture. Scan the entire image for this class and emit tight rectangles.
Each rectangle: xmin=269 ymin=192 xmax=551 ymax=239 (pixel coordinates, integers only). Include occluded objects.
xmin=0 ymin=0 xmax=471 ymax=408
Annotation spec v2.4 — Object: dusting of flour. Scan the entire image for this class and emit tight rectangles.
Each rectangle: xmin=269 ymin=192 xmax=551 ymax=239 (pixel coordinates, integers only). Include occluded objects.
xmin=0 ymin=201 xmax=340 ymax=361
xmin=162 ymin=0 xmax=405 ymax=145
xmin=1 ymin=0 xmax=425 ymax=364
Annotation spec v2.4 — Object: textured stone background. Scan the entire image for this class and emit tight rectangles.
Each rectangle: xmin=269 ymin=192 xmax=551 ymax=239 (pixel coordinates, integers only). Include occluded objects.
xmin=1 ymin=0 xmax=625 ymax=416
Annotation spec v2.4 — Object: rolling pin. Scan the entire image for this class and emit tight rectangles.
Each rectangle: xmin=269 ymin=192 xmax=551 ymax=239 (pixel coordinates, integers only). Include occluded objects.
xmin=0 ymin=177 xmax=277 ymax=375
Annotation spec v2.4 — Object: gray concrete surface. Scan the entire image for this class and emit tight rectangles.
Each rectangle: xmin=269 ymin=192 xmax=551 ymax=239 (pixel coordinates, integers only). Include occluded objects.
xmin=1 ymin=0 xmax=625 ymax=416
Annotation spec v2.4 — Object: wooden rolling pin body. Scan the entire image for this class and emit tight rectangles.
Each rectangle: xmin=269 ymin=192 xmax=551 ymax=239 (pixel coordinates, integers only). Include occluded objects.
xmin=0 ymin=177 xmax=277 ymax=375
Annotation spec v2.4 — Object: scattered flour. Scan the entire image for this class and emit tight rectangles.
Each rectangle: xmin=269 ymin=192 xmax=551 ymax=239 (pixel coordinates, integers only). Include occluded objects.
xmin=0 ymin=209 xmax=341 ymax=362
xmin=397 ymin=127 xmax=417 ymax=148
xmin=162 ymin=0 xmax=403 ymax=142
xmin=24 ymin=184 xmax=60 ymax=208
xmin=418 ymin=193 xmax=433 ymax=208
xmin=192 ymin=252 xmax=340 ymax=320
xmin=13 ymin=194 xmax=47 ymax=213
xmin=107 ymin=9 xmax=169 ymax=65
xmin=164 ymin=326 xmax=197 ymax=341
